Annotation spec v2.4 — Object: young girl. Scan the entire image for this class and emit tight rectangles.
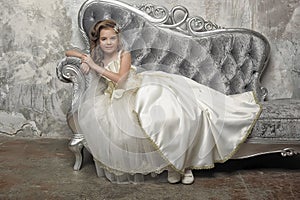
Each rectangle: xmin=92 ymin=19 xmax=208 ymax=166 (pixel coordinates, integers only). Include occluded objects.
xmin=66 ymin=19 xmax=262 ymax=184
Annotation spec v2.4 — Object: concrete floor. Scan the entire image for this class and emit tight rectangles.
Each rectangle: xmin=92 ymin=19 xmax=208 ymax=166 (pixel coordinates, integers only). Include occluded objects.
xmin=1 ymin=136 xmax=300 ymax=200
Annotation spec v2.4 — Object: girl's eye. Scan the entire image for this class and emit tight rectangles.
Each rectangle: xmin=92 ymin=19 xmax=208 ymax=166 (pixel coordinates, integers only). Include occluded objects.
xmin=101 ymin=38 xmax=106 ymax=41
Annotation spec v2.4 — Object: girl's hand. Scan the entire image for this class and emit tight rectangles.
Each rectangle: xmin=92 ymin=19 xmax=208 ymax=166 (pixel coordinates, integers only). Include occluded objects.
xmin=80 ymin=62 xmax=90 ymax=74
xmin=65 ymin=50 xmax=90 ymax=74
xmin=82 ymin=55 xmax=105 ymax=75
xmin=82 ymin=55 xmax=97 ymax=69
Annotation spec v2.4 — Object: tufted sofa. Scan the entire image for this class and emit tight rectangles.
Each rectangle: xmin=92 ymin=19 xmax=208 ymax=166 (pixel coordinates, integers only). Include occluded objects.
xmin=57 ymin=0 xmax=300 ymax=170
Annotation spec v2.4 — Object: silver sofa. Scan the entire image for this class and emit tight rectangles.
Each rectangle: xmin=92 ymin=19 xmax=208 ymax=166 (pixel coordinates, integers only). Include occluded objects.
xmin=57 ymin=0 xmax=300 ymax=170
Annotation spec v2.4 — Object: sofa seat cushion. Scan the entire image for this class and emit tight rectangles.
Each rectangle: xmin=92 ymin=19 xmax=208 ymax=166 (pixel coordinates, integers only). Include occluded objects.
xmin=249 ymin=99 xmax=300 ymax=142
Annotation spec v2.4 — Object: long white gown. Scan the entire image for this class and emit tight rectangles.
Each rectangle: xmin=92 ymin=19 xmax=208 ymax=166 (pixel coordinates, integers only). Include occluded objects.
xmin=77 ymin=51 xmax=262 ymax=183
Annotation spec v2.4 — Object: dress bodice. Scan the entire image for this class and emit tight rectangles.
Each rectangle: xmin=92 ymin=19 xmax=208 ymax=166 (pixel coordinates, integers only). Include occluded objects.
xmin=103 ymin=51 xmax=141 ymax=98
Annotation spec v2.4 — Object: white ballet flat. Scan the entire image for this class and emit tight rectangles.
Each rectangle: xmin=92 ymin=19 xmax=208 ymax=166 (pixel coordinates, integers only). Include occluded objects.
xmin=181 ymin=169 xmax=194 ymax=185
xmin=167 ymin=170 xmax=181 ymax=184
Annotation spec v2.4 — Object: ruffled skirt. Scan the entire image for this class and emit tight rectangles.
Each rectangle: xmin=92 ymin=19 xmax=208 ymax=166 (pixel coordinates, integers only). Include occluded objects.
xmin=77 ymin=71 xmax=262 ymax=183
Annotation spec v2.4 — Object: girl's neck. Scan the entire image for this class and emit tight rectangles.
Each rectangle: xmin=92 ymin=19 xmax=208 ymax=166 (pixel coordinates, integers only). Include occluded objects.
xmin=103 ymin=51 xmax=118 ymax=60
xmin=102 ymin=50 xmax=119 ymax=66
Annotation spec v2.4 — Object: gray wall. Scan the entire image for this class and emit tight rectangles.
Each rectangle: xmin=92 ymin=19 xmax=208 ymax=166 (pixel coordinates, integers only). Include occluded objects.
xmin=1 ymin=0 xmax=299 ymax=137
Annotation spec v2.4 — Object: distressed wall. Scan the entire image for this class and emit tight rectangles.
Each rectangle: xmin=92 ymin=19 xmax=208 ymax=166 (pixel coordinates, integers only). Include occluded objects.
xmin=0 ymin=0 xmax=73 ymax=137
xmin=0 ymin=0 xmax=299 ymax=137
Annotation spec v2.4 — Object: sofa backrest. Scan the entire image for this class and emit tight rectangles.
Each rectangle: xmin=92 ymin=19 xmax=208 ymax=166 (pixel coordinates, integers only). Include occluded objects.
xmin=78 ymin=0 xmax=270 ymax=101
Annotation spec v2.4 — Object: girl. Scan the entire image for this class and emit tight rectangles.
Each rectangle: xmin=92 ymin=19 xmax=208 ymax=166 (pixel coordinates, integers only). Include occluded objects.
xmin=66 ymin=19 xmax=261 ymax=184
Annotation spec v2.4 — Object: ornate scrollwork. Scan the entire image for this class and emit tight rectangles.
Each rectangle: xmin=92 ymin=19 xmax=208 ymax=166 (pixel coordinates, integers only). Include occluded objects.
xmin=79 ymin=1 xmax=224 ymax=41
xmin=187 ymin=17 xmax=223 ymax=34
xmin=168 ymin=6 xmax=189 ymax=28
xmin=137 ymin=4 xmax=223 ymax=35
xmin=138 ymin=3 xmax=168 ymax=20
xmin=281 ymin=148 xmax=298 ymax=157
xmin=188 ymin=17 xmax=205 ymax=32
xmin=57 ymin=57 xmax=86 ymax=111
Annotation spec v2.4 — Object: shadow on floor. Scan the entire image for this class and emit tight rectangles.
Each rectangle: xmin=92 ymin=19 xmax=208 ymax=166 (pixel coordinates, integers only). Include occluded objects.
xmin=194 ymin=153 xmax=300 ymax=177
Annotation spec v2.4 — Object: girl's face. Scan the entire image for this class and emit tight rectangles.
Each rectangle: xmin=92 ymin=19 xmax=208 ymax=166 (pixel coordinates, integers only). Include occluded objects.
xmin=99 ymin=28 xmax=119 ymax=55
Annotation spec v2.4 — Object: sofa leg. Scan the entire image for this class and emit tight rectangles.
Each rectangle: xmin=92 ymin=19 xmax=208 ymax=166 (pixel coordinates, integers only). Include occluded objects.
xmin=68 ymin=134 xmax=84 ymax=170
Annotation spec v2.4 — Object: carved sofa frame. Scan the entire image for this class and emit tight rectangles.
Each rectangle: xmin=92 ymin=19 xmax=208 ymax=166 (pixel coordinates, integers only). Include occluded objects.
xmin=57 ymin=0 xmax=300 ymax=170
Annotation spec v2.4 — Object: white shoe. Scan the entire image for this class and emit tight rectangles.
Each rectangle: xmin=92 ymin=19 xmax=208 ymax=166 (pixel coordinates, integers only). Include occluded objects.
xmin=167 ymin=170 xmax=181 ymax=184
xmin=181 ymin=170 xmax=194 ymax=185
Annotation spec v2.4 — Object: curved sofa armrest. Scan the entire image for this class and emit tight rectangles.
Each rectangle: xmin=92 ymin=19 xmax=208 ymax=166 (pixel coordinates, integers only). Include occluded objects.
xmin=56 ymin=57 xmax=86 ymax=113
xmin=57 ymin=57 xmax=90 ymax=170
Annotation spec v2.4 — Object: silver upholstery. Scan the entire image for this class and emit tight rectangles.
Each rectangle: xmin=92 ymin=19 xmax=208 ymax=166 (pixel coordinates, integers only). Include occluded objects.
xmin=57 ymin=0 xmax=300 ymax=170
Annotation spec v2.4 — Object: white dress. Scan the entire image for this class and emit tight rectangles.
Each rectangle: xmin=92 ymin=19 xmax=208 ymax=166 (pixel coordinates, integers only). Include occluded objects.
xmin=77 ymin=52 xmax=262 ymax=183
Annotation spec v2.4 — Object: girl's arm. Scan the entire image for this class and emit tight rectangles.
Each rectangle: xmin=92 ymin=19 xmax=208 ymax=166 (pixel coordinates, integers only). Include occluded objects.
xmin=84 ymin=51 xmax=131 ymax=84
xmin=65 ymin=50 xmax=86 ymax=59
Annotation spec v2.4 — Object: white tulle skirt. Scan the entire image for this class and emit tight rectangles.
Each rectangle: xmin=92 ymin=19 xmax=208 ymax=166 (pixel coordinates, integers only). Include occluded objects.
xmin=77 ymin=70 xmax=262 ymax=183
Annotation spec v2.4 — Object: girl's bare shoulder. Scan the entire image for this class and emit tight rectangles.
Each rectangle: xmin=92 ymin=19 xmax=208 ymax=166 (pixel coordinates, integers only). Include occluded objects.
xmin=121 ymin=50 xmax=131 ymax=57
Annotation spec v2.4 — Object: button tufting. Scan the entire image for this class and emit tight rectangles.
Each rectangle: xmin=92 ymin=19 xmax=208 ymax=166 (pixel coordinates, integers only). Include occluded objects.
xmin=89 ymin=12 xmax=95 ymax=21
